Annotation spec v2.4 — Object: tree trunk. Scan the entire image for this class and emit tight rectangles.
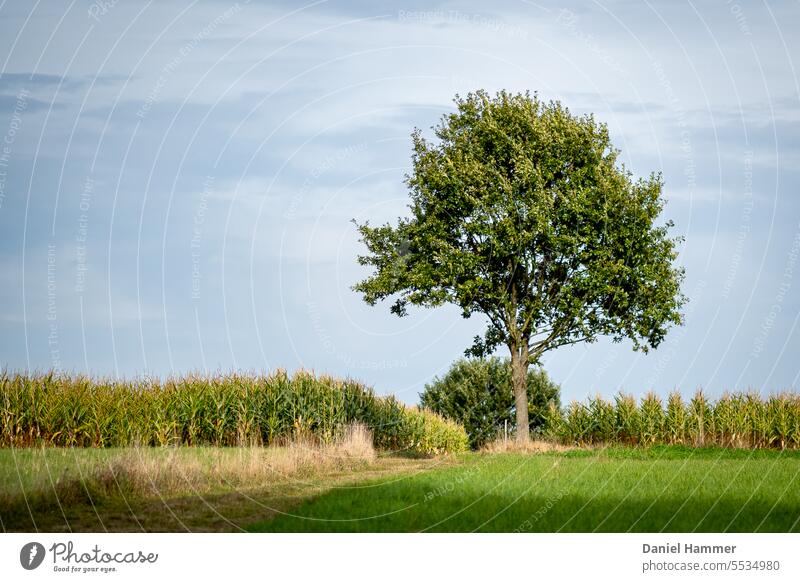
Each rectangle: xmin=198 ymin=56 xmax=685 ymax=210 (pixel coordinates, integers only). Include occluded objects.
xmin=510 ymin=343 xmax=530 ymax=444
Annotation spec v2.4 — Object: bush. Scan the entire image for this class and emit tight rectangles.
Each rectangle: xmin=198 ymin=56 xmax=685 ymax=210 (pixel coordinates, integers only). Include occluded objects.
xmin=377 ymin=403 xmax=470 ymax=456
xmin=419 ymin=358 xmax=561 ymax=448
xmin=0 ymin=370 xmax=468 ymax=455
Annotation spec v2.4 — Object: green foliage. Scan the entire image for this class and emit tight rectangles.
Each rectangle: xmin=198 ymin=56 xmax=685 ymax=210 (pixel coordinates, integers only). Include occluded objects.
xmin=354 ymin=89 xmax=685 ymax=364
xmin=547 ymin=390 xmax=800 ymax=449
xmin=0 ymin=371 xmax=468 ymax=455
xmin=419 ymin=357 xmax=560 ymax=448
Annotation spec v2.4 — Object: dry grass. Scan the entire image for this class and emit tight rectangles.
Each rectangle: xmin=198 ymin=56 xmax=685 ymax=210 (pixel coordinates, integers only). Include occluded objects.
xmin=480 ymin=437 xmax=574 ymax=454
xmin=0 ymin=431 xmax=447 ymax=532
xmin=100 ymin=423 xmax=377 ymax=498
xmin=331 ymin=422 xmax=376 ymax=462
xmin=6 ymin=423 xmax=378 ymax=511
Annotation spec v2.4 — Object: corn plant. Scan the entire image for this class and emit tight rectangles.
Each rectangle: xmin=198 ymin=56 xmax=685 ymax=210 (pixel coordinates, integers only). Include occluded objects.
xmin=639 ymin=393 xmax=665 ymax=446
xmin=588 ymin=395 xmax=616 ymax=443
xmin=0 ymin=370 xmax=467 ymax=454
xmin=543 ymin=390 xmax=799 ymax=450
xmin=563 ymin=402 xmax=593 ymax=445
xmin=665 ymin=392 xmax=687 ymax=444
xmin=615 ymin=393 xmax=640 ymax=445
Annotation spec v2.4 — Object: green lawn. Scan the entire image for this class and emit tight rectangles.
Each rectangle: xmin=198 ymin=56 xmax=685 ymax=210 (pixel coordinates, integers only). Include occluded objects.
xmin=248 ymin=446 xmax=800 ymax=532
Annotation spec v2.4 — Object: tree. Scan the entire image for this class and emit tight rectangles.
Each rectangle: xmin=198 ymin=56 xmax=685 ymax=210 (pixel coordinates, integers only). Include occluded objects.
xmin=353 ymin=90 xmax=685 ymax=443
xmin=420 ymin=357 xmax=560 ymax=448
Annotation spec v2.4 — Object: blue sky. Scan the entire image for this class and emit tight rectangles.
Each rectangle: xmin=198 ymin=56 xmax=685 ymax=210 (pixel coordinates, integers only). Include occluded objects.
xmin=0 ymin=0 xmax=798 ymax=405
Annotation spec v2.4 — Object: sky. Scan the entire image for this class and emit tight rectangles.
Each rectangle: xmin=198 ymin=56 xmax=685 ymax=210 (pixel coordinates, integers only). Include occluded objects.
xmin=0 ymin=0 xmax=798 ymax=405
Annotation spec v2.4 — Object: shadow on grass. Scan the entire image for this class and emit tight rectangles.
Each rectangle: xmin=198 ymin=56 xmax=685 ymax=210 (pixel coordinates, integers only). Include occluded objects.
xmin=248 ymin=450 xmax=800 ymax=533
xmin=248 ymin=486 xmax=800 ymax=533
xmin=1 ymin=484 xmax=302 ymax=533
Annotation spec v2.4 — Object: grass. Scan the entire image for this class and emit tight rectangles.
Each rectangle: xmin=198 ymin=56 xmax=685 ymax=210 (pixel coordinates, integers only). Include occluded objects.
xmin=248 ymin=446 xmax=800 ymax=532
xmin=4 ymin=445 xmax=798 ymax=532
xmin=0 ymin=426 xmax=447 ymax=532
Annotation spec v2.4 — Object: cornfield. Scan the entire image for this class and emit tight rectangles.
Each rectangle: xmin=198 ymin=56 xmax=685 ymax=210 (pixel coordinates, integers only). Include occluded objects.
xmin=544 ymin=391 xmax=800 ymax=449
xmin=0 ymin=370 xmax=468 ymax=455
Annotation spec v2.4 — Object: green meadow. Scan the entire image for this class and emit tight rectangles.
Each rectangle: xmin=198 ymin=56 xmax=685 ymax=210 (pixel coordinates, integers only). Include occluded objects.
xmin=2 ymin=446 xmax=799 ymax=533
xmin=250 ymin=447 xmax=800 ymax=533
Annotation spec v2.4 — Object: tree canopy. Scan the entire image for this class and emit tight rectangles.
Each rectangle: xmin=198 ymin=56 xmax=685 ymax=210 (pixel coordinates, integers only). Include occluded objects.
xmin=354 ymin=90 xmax=685 ymax=441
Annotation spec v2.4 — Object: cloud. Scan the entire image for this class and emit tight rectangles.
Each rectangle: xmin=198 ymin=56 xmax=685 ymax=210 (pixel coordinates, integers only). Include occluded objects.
xmin=0 ymin=0 xmax=798 ymax=398
xmin=0 ymin=72 xmax=127 ymax=95
xmin=0 ymin=93 xmax=57 ymax=114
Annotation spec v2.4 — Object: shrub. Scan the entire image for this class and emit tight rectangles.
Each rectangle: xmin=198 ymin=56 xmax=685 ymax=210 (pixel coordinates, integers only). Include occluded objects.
xmin=419 ymin=358 xmax=560 ymax=448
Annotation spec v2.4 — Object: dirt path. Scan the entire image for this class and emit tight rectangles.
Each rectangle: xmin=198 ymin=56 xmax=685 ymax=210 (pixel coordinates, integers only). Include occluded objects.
xmin=2 ymin=456 xmax=461 ymax=532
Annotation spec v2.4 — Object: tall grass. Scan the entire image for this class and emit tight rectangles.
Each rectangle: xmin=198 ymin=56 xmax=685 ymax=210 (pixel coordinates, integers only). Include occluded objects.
xmin=545 ymin=391 xmax=800 ymax=449
xmin=0 ymin=370 xmax=468 ymax=455
xmin=64 ymin=427 xmax=379 ymax=501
